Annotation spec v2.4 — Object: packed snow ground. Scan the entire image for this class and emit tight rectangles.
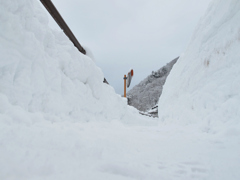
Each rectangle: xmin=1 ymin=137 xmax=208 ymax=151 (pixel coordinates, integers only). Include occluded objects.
xmin=0 ymin=0 xmax=240 ymax=180
xmin=1 ymin=120 xmax=239 ymax=180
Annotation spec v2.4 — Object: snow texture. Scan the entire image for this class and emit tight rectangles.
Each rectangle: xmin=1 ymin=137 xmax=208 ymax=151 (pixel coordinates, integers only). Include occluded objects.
xmin=158 ymin=0 xmax=240 ymax=127
xmin=127 ymin=57 xmax=178 ymax=112
xmin=0 ymin=0 xmax=240 ymax=180
xmin=0 ymin=0 xmax=144 ymax=124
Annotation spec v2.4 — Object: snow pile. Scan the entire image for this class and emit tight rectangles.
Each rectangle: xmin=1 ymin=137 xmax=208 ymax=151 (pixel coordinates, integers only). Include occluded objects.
xmin=0 ymin=0 xmax=144 ymax=124
xmin=127 ymin=57 xmax=178 ymax=113
xmin=158 ymin=0 xmax=240 ymax=130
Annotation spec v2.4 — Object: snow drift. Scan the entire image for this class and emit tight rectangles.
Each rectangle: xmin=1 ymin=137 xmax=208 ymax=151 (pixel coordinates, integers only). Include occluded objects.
xmin=0 ymin=0 xmax=143 ymax=124
xmin=158 ymin=0 xmax=240 ymax=129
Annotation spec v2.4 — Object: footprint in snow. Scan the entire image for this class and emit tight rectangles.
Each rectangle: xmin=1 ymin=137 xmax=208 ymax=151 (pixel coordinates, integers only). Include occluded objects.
xmin=174 ymin=161 xmax=209 ymax=179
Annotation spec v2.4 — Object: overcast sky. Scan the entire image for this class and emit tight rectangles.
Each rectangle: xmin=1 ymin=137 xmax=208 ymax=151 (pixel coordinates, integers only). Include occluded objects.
xmin=46 ymin=0 xmax=212 ymax=95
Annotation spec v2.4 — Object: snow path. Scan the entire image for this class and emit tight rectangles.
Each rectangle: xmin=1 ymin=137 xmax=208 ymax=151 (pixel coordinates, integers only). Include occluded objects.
xmin=1 ymin=120 xmax=239 ymax=180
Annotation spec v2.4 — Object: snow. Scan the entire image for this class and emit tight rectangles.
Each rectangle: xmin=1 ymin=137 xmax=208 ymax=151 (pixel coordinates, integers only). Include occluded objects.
xmin=0 ymin=0 xmax=144 ymax=123
xmin=127 ymin=57 xmax=178 ymax=113
xmin=0 ymin=0 xmax=240 ymax=180
xmin=158 ymin=0 xmax=240 ymax=128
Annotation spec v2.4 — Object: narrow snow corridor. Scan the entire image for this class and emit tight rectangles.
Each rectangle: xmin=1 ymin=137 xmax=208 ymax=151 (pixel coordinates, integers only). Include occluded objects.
xmin=0 ymin=0 xmax=240 ymax=179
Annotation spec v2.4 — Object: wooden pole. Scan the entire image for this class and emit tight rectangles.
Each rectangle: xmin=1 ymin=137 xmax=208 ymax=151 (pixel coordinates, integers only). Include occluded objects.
xmin=124 ymin=75 xmax=127 ymax=97
xmin=40 ymin=0 xmax=86 ymax=54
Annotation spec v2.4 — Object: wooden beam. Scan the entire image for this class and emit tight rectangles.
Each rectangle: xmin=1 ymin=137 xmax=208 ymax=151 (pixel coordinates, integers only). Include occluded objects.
xmin=40 ymin=0 xmax=86 ymax=54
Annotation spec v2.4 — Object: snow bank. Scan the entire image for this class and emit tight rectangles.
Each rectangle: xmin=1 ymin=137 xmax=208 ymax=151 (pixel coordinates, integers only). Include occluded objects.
xmin=0 ymin=0 xmax=146 ymax=124
xmin=0 ymin=1 xmax=157 ymax=179
xmin=158 ymin=0 xmax=240 ymax=130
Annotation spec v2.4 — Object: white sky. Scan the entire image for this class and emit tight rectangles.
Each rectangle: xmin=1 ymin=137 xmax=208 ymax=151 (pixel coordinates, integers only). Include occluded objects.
xmin=45 ymin=0 xmax=212 ymax=95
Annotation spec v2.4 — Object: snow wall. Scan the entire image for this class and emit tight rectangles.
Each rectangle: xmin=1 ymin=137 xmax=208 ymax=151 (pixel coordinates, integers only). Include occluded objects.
xmin=0 ymin=0 xmax=144 ymax=124
xmin=158 ymin=0 xmax=240 ymax=128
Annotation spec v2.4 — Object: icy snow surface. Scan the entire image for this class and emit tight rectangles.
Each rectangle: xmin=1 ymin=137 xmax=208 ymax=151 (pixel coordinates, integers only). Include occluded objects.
xmin=0 ymin=0 xmax=240 ymax=180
